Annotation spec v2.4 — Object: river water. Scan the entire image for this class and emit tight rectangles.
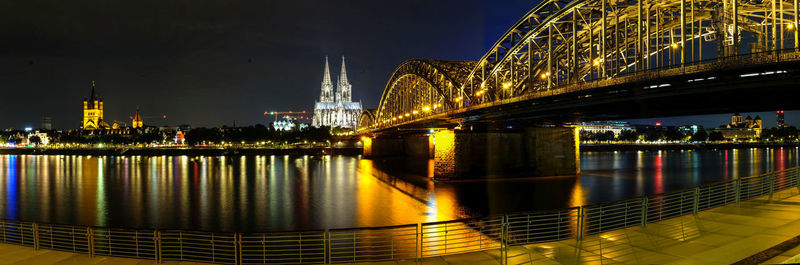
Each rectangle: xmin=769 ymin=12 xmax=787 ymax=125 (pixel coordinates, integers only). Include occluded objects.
xmin=0 ymin=148 xmax=797 ymax=232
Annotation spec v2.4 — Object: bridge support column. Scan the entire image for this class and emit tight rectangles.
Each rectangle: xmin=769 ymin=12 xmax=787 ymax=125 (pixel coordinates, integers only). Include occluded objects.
xmin=431 ymin=127 xmax=579 ymax=180
xmin=362 ymin=135 xmax=432 ymax=158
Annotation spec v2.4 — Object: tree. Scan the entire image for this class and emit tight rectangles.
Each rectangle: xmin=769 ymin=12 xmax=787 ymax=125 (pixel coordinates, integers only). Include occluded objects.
xmin=664 ymin=127 xmax=684 ymax=141
xmin=28 ymin=136 xmax=41 ymax=145
xmin=708 ymin=131 xmax=725 ymax=141
xmin=690 ymin=130 xmax=708 ymax=142
xmin=618 ymin=130 xmax=639 ymax=141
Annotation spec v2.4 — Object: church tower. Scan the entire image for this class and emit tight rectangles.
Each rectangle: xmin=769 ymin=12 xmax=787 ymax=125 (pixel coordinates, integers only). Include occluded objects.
xmin=337 ymin=56 xmax=352 ymax=103
xmin=319 ymin=57 xmax=335 ymax=103
xmin=132 ymin=108 xmax=143 ymax=128
xmin=83 ymin=81 xmax=104 ymax=130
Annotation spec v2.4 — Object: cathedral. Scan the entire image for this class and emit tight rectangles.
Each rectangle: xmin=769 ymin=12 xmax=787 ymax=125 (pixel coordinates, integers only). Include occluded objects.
xmin=312 ymin=56 xmax=362 ymax=129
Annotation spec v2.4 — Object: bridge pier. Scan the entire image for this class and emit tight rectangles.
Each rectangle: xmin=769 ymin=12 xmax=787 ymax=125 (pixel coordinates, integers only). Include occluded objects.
xmin=364 ymin=126 xmax=579 ymax=180
xmin=362 ymin=135 xmax=432 ymax=158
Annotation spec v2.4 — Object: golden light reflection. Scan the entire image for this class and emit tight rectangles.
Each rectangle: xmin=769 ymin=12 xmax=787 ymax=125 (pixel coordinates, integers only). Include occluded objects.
xmin=569 ymin=177 xmax=586 ymax=207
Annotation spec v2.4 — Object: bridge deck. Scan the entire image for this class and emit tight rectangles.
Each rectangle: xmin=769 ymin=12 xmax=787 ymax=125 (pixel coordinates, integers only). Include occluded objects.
xmin=3 ymin=189 xmax=800 ymax=264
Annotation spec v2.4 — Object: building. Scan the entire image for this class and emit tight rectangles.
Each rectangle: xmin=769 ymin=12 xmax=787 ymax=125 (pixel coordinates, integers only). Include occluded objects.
xmin=725 ymin=112 xmax=762 ymax=135
xmin=272 ymin=117 xmax=309 ymax=131
xmin=578 ymin=121 xmax=634 ymax=136
xmin=41 ymin=116 xmax=53 ymax=130
xmin=132 ymin=108 xmax=143 ymax=128
xmin=713 ymin=112 xmax=762 ymax=139
xmin=82 ymin=81 xmax=110 ymax=130
xmin=312 ymin=56 xmax=362 ymax=129
xmin=777 ymin=110 xmax=786 ymax=128
xmin=678 ymin=125 xmax=703 ymax=135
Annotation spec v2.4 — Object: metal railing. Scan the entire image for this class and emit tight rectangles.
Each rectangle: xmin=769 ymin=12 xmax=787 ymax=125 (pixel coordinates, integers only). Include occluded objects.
xmin=0 ymin=166 xmax=798 ymax=264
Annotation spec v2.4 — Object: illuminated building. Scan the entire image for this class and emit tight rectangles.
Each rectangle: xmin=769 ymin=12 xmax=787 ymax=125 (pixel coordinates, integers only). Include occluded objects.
xmin=715 ymin=113 xmax=762 ymax=139
xmin=175 ymin=129 xmax=186 ymax=144
xmin=132 ymin=108 xmax=143 ymax=128
xmin=312 ymin=56 xmax=362 ymax=129
xmin=777 ymin=110 xmax=786 ymax=128
xmin=272 ymin=117 xmax=309 ymax=131
xmin=578 ymin=121 xmax=634 ymax=136
xmin=82 ymin=81 xmax=110 ymax=130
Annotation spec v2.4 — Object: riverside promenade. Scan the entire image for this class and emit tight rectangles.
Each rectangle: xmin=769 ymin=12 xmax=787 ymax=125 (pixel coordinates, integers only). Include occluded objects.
xmin=3 ymin=189 xmax=800 ymax=264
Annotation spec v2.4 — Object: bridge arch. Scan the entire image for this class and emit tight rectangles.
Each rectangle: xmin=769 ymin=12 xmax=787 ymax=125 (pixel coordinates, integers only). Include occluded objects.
xmin=357 ymin=109 xmax=377 ymax=130
xmin=462 ymin=0 xmax=800 ymax=105
xmin=361 ymin=59 xmax=476 ymax=130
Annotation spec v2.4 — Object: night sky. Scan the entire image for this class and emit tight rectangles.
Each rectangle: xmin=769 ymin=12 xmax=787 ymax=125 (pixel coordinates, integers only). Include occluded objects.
xmin=1 ymin=0 xmax=796 ymax=130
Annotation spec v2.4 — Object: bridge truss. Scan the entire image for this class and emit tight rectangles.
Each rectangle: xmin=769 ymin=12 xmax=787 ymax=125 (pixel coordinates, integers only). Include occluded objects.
xmin=361 ymin=0 xmax=800 ymax=132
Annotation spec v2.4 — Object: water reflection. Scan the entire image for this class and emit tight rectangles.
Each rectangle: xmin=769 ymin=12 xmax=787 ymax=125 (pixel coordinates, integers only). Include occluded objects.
xmin=0 ymin=148 xmax=797 ymax=232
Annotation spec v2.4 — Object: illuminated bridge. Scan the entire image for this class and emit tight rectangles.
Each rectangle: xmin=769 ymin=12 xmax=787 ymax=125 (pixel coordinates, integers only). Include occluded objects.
xmin=358 ymin=0 xmax=800 ymax=179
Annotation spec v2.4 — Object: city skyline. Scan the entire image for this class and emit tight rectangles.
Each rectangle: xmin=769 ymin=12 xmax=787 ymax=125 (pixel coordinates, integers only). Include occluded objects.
xmin=1 ymin=0 xmax=798 ymax=130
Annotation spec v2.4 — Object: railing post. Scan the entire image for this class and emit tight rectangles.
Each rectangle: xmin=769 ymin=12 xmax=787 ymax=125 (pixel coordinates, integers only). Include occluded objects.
xmin=641 ymin=197 xmax=648 ymax=227
xmin=769 ymin=173 xmax=776 ymax=200
xmin=234 ymin=232 xmax=241 ymax=265
xmin=32 ymin=223 xmax=39 ymax=250
xmin=735 ymin=179 xmax=741 ymax=205
xmin=577 ymin=206 xmax=584 ymax=240
xmin=324 ymin=229 xmax=330 ymax=264
xmin=693 ymin=187 xmax=700 ymax=215
xmin=415 ymin=223 xmax=421 ymax=261
xmin=502 ymin=214 xmax=508 ymax=265
xmin=155 ymin=230 xmax=161 ymax=264
xmin=87 ymin=227 xmax=94 ymax=258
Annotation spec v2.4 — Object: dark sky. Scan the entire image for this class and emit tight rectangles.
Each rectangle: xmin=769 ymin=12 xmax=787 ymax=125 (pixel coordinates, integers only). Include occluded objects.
xmin=1 ymin=0 xmax=796 ymax=129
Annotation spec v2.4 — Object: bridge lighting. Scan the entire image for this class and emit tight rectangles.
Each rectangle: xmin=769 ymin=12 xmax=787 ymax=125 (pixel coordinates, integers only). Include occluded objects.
xmin=671 ymin=43 xmax=679 ymax=49
xmin=433 ymin=104 xmax=439 ymax=108
xmin=455 ymin=97 xmax=463 ymax=102
xmin=412 ymin=110 xmax=419 ymax=115
xmin=788 ymin=23 xmax=795 ymax=30
xmin=593 ymin=59 xmax=601 ymax=66
xmin=404 ymin=113 xmax=410 ymax=117
xmin=540 ymin=73 xmax=549 ymax=79
xmin=502 ymin=82 xmax=511 ymax=89
xmin=422 ymin=106 xmax=431 ymax=112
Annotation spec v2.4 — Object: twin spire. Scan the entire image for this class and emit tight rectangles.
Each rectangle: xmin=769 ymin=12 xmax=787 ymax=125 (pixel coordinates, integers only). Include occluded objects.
xmin=319 ymin=56 xmax=351 ymax=103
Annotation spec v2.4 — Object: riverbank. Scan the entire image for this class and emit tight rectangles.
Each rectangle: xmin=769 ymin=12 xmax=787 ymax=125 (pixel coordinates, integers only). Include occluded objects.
xmin=0 ymin=147 xmax=363 ymax=156
xmin=581 ymin=142 xmax=800 ymax=151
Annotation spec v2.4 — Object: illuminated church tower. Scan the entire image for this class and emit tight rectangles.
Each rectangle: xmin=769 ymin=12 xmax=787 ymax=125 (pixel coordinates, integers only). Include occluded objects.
xmin=82 ymin=81 xmax=105 ymax=130
xmin=132 ymin=108 xmax=143 ymax=128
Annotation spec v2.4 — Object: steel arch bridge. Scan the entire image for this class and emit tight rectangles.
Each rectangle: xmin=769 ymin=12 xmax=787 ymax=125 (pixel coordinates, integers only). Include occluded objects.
xmin=360 ymin=0 xmax=800 ymax=132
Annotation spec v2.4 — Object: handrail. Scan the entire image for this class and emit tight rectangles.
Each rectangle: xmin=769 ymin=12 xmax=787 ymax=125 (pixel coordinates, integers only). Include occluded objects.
xmin=0 ymin=166 xmax=798 ymax=264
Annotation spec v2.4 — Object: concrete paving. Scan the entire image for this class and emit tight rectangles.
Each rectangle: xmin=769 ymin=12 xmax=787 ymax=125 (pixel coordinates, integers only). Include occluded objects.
xmin=3 ymin=188 xmax=800 ymax=264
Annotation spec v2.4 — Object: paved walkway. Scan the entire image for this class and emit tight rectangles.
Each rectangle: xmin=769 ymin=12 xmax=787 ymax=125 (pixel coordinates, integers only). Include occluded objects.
xmin=3 ymin=188 xmax=800 ymax=264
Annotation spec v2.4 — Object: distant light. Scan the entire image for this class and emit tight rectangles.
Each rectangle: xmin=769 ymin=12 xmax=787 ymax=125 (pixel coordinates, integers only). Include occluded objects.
xmin=429 ymin=129 xmax=434 ymax=134
xmin=24 ymin=127 xmax=32 ymax=132
xmin=655 ymin=122 xmax=662 ymax=127
xmin=506 ymin=126 xmax=513 ymax=129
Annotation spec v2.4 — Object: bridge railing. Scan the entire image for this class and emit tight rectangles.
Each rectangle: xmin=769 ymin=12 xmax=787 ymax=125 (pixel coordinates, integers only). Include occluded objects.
xmin=0 ymin=166 xmax=798 ymax=264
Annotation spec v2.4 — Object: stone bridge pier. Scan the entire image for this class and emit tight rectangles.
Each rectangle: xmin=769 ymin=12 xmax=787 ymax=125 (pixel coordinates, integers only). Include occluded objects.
xmin=363 ymin=126 xmax=579 ymax=179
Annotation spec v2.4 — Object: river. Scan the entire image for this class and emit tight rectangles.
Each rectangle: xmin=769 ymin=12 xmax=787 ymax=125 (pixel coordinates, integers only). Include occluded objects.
xmin=0 ymin=147 xmax=797 ymax=232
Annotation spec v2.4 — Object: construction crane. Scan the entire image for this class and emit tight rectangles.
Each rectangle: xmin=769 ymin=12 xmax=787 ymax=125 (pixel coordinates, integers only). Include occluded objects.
xmin=264 ymin=110 xmax=311 ymax=122
xmin=129 ymin=114 xmax=167 ymax=120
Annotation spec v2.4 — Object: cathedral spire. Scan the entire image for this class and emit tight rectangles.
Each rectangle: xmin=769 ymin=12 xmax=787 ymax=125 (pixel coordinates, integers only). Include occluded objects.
xmin=337 ymin=56 xmax=352 ymax=102
xmin=322 ymin=56 xmax=332 ymax=85
xmin=339 ymin=56 xmax=349 ymax=87
xmin=319 ymin=56 xmax=334 ymax=102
